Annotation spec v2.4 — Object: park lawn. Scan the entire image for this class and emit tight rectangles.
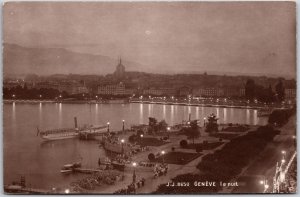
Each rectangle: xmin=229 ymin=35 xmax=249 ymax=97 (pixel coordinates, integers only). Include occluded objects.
xmin=211 ymin=133 xmax=240 ymax=140
xmin=221 ymin=125 xmax=249 ymax=133
xmin=137 ymin=137 xmax=169 ymax=147
xmin=155 ymin=151 xmax=202 ymax=165
xmin=185 ymin=142 xmax=224 ymax=150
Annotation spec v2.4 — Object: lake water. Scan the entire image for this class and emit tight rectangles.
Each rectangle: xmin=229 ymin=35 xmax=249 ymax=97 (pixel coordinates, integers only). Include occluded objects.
xmin=3 ymin=102 xmax=268 ymax=190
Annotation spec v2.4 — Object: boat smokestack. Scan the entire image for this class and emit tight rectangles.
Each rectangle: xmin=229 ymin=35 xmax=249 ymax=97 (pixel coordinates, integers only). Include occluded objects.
xmin=74 ymin=117 xmax=78 ymax=128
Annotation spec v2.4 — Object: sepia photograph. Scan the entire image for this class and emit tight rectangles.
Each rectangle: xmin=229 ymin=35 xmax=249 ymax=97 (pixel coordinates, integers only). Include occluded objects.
xmin=2 ymin=1 xmax=297 ymax=194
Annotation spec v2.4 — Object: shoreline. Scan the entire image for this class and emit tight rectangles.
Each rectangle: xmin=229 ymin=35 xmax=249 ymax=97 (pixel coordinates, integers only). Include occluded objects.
xmin=3 ymin=99 xmax=289 ymax=110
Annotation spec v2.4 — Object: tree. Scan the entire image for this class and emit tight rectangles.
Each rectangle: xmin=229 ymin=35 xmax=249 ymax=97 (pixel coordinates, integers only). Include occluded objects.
xmin=128 ymin=134 xmax=138 ymax=143
xmin=186 ymin=120 xmax=200 ymax=144
xmin=275 ymin=80 xmax=285 ymax=102
xmin=245 ymin=79 xmax=256 ymax=101
xmin=158 ymin=120 xmax=168 ymax=132
xmin=205 ymin=114 xmax=219 ymax=134
xmin=180 ymin=140 xmax=188 ymax=148
xmin=267 ymin=85 xmax=275 ymax=103
xmin=148 ymin=153 xmax=155 ymax=161
xmin=137 ymin=129 xmax=144 ymax=137
xmin=148 ymin=117 xmax=158 ymax=134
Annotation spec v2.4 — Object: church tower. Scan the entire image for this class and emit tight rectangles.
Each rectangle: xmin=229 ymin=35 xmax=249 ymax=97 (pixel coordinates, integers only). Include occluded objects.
xmin=114 ymin=57 xmax=125 ymax=79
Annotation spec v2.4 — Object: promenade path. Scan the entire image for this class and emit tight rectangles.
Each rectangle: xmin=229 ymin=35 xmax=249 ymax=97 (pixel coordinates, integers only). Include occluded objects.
xmin=93 ymin=125 xmax=258 ymax=194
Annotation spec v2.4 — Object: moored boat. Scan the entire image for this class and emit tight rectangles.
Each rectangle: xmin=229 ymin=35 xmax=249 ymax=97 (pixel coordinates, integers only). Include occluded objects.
xmin=257 ymin=108 xmax=273 ymax=117
xmin=37 ymin=117 xmax=108 ymax=141
xmin=60 ymin=162 xmax=82 ymax=174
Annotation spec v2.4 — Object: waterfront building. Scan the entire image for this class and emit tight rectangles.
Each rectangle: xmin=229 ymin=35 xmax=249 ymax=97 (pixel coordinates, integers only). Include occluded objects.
xmin=143 ymin=87 xmax=176 ymax=96
xmin=178 ymin=86 xmax=191 ymax=97
xmin=239 ymin=88 xmax=246 ymax=97
xmin=193 ymin=87 xmax=224 ymax=97
xmin=35 ymin=81 xmax=59 ymax=90
xmin=35 ymin=81 xmax=88 ymax=95
xmin=3 ymin=81 xmax=23 ymax=89
xmin=97 ymin=82 xmax=126 ymax=95
xmin=143 ymin=88 xmax=162 ymax=96
xmin=125 ymin=88 xmax=135 ymax=95
xmin=285 ymin=89 xmax=296 ymax=99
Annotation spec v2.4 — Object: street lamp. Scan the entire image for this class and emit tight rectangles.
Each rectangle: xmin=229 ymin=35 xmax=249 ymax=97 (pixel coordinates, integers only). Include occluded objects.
xmin=281 ymin=150 xmax=286 ymax=163
xmin=260 ymin=178 xmax=269 ymax=192
xmin=161 ymin=150 xmax=165 ymax=164
xmin=107 ymin=122 xmax=110 ymax=132
xmin=167 ymin=127 xmax=171 ymax=131
xmin=122 ymin=120 xmax=125 ymax=132
xmin=265 ymin=184 xmax=269 ymax=190
xmin=140 ymin=134 xmax=144 ymax=146
xmin=259 ymin=180 xmax=264 ymax=185
xmin=132 ymin=162 xmax=137 ymax=183
xmin=121 ymin=139 xmax=125 ymax=154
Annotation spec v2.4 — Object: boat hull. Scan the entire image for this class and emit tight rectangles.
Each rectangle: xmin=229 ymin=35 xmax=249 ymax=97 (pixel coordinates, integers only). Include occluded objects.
xmin=40 ymin=133 xmax=79 ymax=141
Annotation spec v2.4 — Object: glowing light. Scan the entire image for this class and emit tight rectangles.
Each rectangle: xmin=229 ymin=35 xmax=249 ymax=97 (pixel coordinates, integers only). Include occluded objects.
xmin=121 ymin=139 xmax=125 ymax=143
xmin=260 ymin=180 xmax=264 ymax=185
xmin=65 ymin=189 xmax=70 ymax=194
xmin=161 ymin=150 xmax=165 ymax=155
xmin=132 ymin=162 xmax=137 ymax=167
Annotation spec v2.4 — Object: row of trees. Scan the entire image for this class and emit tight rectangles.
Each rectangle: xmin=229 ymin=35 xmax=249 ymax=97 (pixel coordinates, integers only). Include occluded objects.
xmin=148 ymin=115 xmax=219 ymax=142
xmin=245 ymin=79 xmax=285 ymax=103
xmin=148 ymin=117 xmax=168 ymax=134
xmin=3 ymin=86 xmax=63 ymax=99
xmin=3 ymin=85 xmax=130 ymax=100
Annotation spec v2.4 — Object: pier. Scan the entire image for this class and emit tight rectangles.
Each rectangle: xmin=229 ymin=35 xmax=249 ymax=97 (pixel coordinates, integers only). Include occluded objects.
xmin=4 ymin=185 xmax=53 ymax=194
xmin=73 ymin=168 xmax=103 ymax=174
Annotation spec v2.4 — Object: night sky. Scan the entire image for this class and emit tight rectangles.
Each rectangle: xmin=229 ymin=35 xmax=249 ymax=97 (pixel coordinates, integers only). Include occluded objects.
xmin=3 ymin=2 xmax=296 ymax=77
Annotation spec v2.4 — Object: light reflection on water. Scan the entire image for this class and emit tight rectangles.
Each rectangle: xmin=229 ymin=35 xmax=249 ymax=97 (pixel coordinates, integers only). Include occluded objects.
xmin=4 ymin=103 xmax=267 ymax=189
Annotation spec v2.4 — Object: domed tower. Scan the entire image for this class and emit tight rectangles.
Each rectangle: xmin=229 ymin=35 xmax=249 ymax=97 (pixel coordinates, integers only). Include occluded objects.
xmin=114 ymin=57 xmax=125 ymax=79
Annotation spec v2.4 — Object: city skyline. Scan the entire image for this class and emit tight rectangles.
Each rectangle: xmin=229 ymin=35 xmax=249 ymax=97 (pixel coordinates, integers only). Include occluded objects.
xmin=3 ymin=2 xmax=296 ymax=78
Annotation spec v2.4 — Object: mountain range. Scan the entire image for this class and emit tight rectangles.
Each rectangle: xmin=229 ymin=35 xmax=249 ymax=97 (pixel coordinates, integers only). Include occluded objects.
xmin=3 ymin=43 xmax=295 ymax=79
xmin=3 ymin=43 xmax=144 ymax=76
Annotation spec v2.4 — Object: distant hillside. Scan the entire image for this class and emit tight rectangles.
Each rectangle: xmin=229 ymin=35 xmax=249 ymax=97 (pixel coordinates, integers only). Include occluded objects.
xmin=3 ymin=43 xmax=143 ymax=76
